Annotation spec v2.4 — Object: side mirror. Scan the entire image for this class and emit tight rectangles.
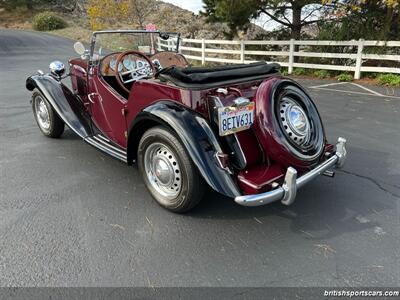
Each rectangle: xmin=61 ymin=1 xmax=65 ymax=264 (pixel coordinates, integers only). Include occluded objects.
xmin=159 ymin=32 xmax=170 ymax=40
xmin=73 ymin=42 xmax=86 ymax=56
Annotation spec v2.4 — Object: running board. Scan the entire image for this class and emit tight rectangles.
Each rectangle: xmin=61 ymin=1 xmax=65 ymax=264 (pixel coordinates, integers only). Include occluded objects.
xmin=85 ymin=134 xmax=127 ymax=163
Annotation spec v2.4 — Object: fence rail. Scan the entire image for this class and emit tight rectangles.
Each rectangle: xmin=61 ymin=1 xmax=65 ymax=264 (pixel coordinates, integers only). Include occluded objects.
xmin=159 ymin=38 xmax=400 ymax=79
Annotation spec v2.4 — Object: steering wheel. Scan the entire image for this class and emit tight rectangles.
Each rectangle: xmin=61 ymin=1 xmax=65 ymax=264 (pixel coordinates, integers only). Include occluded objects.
xmin=114 ymin=50 xmax=157 ymax=94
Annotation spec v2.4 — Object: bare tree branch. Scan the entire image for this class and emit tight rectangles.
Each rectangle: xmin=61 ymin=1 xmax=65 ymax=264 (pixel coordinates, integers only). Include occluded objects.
xmin=301 ymin=5 xmax=323 ymax=22
xmin=259 ymin=8 xmax=292 ymax=27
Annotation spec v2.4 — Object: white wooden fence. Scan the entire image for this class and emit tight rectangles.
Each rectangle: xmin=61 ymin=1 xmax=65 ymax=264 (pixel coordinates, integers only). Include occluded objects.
xmin=159 ymin=38 xmax=400 ymax=79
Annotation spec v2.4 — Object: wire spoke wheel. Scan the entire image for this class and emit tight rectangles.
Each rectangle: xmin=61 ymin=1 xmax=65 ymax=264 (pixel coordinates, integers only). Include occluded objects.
xmin=35 ymin=96 xmax=51 ymax=130
xmin=32 ymin=90 xmax=64 ymax=138
xmin=279 ymin=97 xmax=311 ymax=148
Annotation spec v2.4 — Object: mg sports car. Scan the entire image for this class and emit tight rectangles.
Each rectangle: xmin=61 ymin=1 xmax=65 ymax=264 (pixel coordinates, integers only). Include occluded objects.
xmin=26 ymin=30 xmax=347 ymax=213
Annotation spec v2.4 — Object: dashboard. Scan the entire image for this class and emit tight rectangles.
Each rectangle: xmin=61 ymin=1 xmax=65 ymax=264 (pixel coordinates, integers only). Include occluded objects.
xmin=100 ymin=51 xmax=188 ymax=78
xmin=101 ymin=54 xmax=152 ymax=77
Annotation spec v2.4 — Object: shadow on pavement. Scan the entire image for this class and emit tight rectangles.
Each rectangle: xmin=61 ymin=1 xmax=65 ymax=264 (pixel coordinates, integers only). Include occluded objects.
xmin=187 ymin=144 xmax=397 ymax=241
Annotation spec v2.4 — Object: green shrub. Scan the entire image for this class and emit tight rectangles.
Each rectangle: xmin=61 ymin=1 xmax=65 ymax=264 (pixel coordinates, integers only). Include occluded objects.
xmin=337 ymin=73 xmax=353 ymax=82
xmin=33 ymin=12 xmax=67 ymax=31
xmin=377 ymin=73 xmax=400 ymax=86
xmin=365 ymin=72 xmax=379 ymax=79
xmin=293 ymin=68 xmax=307 ymax=76
xmin=280 ymin=67 xmax=288 ymax=76
xmin=313 ymin=70 xmax=330 ymax=79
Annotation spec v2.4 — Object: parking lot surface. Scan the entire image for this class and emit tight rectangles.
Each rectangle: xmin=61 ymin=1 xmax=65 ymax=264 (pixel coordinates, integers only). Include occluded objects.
xmin=0 ymin=29 xmax=399 ymax=287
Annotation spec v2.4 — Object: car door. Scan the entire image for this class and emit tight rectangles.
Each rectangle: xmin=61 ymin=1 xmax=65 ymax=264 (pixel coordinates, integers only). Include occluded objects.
xmin=87 ymin=65 xmax=128 ymax=148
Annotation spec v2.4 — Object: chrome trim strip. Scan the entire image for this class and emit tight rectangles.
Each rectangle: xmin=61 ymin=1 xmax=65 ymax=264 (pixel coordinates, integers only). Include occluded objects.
xmin=96 ymin=134 xmax=110 ymax=143
xmin=234 ymin=137 xmax=347 ymax=207
xmin=72 ymin=65 xmax=87 ymax=75
xmin=90 ymin=30 xmax=181 ymax=59
xmin=85 ymin=137 xmax=127 ymax=162
xmin=92 ymin=135 xmax=126 ymax=155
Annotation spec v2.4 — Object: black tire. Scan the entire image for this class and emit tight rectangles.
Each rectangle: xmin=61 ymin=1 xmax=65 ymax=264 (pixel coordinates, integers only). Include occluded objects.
xmin=137 ymin=126 xmax=205 ymax=213
xmin=32 ymin=89 xmax=64 ymax=138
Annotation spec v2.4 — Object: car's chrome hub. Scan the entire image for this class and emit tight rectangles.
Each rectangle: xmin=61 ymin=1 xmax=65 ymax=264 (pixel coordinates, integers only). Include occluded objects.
xmin=35 ymin=96 xmax=50 ymax=130
xmin=144 ymin=143 xmax=181 ymax=199
xmin=154 ymin=157 xmax=173 ymax=185
xmin=279 ymin=97 xmax=310 ymax=147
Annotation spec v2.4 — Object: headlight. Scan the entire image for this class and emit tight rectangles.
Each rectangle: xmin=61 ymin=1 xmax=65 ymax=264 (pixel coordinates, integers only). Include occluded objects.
xmin=49 ymin=61 xmax=65 ymax=77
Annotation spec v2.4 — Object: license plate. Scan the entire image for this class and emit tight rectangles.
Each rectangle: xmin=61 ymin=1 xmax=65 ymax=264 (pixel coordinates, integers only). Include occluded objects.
xmin=218 ymin=103 xmax=255 ymax=136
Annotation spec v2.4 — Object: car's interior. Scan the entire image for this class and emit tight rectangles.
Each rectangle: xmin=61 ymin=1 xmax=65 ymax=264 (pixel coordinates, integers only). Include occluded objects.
xmin=100 ymin=50 xmax=188 ymax=98
xmin=92 ymin=31 xmax=281 ymax=97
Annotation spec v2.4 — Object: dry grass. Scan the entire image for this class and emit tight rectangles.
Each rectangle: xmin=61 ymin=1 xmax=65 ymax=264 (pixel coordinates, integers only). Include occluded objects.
xmin=0 ymin=7 xmax=33 ymax=30
xmin=48 ymin=26 xmax=92 ymax=43
xmin=0 ymin=7 xmax=91 ymax=43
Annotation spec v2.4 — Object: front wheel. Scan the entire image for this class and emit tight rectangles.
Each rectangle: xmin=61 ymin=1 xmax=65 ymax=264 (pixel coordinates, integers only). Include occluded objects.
xmin=137 ymin=126 xmax=205 ymax=213
xmin=32 ymin=90 xmax=64 ymax=138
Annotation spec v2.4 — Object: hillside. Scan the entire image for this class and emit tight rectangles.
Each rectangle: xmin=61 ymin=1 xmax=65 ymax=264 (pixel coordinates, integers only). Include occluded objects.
xmin=0 ymin=1 xmax=266 ymax=41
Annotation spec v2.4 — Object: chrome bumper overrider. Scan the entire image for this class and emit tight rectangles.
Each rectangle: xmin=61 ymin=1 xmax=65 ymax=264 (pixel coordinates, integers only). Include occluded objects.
xmin=234 ymin=137 xmax=347 ymax=207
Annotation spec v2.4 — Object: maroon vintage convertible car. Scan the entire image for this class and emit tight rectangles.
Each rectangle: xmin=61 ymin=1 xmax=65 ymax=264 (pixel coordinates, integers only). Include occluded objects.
xmin=26 ymin=30 xmax=347 ymax=212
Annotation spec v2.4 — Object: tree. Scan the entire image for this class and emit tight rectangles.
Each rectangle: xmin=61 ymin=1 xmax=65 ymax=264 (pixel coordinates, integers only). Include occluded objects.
xmin=129 ymin=0 xmax=159 ymax=29
xmin=202 ymin=0 xmax=336 ymax=39
xmin=319 ymin=0 xmax=400 ymax=40
xmin=87 ymin=0 xmax=160 ymax=30
xmin=202 ymin=0 xmax=258 ymax=38
xmin=87 ymin=0 xmax=129 ymax=30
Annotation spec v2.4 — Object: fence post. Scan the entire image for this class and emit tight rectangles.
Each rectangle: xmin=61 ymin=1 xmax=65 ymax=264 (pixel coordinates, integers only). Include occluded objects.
xmin=240 ymin=40 xmax=245 ymax=63
xmin=156 ymin=37 xmax=161 ymax=52
xmin=178 ymin=38 xmax=182 ymax=54
xmin=354 ymin=39 xmax=364 ymax=80
xmin=201 ymin=39 xmax=206 ymax=65
xmin=288 ymin=39 xmax=295 ymax=74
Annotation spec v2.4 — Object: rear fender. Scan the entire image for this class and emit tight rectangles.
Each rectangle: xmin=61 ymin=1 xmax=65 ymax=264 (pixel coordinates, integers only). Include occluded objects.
xmin=26 ymin=74 xmax=92 ymax=138
xmin=127 ymin=101 xmax=241 ymax=198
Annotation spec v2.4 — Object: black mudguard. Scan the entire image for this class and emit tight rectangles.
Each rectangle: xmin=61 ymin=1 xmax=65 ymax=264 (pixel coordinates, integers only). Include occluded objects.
xmin=26 ymin=74 xmax=93 ymax=138
xmin=128 ymin=101 xmax=241 ymax=198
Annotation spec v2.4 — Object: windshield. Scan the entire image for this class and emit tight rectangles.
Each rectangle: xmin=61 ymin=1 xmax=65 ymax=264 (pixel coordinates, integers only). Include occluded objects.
xmin=91 ymin=31 xmax=180 ymax=60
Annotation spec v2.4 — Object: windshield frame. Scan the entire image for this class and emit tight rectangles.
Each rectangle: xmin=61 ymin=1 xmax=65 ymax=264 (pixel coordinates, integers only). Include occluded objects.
xmin=89 ymin=30 xmax=181 ymax=63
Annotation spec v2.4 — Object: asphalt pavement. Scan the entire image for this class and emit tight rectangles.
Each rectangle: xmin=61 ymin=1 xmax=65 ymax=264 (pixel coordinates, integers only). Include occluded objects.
xmin=0 ymin=29 xmax=399 ymax=287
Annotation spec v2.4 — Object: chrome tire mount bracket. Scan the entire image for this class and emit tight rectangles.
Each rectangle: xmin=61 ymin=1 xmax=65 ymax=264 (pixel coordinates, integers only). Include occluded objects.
xmin=234 ymin=137 xmax=347 ymax=207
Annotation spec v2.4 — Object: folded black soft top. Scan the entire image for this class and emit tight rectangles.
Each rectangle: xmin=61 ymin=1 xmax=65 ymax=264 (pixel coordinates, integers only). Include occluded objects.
xmin=156 ymin=61 xmax=280 ymax=89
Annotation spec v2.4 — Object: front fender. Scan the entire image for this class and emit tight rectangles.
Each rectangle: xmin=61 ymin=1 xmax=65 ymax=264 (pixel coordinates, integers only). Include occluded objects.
xmin=26 ymin=74 xmax=92 ymax=138
xmin=128 ymin=101 xmax=241 ymax=198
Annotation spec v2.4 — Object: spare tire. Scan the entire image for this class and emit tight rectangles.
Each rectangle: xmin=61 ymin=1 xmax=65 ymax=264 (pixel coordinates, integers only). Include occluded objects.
xmin=254 ymin=78 xmax=326 ymax=169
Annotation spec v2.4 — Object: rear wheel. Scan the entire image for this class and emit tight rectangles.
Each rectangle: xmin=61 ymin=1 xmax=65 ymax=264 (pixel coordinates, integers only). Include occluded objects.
xmin=32 ymin=90 xmax=64 ymax=138
xmin=137 ymin=126 xmax=205 ymax=213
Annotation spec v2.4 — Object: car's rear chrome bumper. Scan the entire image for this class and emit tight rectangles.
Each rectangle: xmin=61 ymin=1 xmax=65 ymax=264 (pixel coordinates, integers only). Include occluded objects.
xmin=234 ymin=137 xmax=347 ymax=207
